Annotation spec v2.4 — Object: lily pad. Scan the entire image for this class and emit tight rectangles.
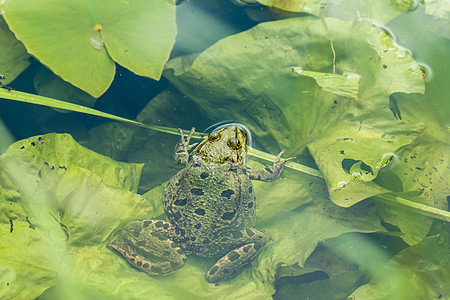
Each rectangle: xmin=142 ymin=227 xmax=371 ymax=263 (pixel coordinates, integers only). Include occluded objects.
xmin=2 ymin=0 xmax=177 ymax=97
xmin=164 ymin=17 xmax=424 ymax=206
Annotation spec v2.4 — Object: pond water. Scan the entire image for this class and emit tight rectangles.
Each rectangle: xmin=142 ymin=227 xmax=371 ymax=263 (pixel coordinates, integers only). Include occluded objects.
xmin=0 ymin=1 xmax=449 ymax=299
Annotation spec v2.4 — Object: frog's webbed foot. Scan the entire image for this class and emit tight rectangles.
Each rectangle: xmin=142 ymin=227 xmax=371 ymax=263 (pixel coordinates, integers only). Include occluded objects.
xmin=108 ymin=220 xmax=187 ymax=275
xmin=205 ymin=228 xmax=267 ymax=283
xmin=173 ymin=127 xmax=198 ymax=165
xmin=246 ymin=150 xmax=295 ymax=182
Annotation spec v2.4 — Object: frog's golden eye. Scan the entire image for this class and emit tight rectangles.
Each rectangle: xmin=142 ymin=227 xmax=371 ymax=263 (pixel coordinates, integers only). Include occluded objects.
xmin=227 ymin=138 xmax=241 ymax=149
xmin=209 ymin=131 xmax=220 ymax=141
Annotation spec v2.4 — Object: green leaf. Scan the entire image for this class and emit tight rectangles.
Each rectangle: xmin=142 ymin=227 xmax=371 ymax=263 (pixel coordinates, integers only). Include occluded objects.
xmin=34 ymin=67 xmax=97 ymax=107
xmin=256 ymin=0 xmax=324 ymax=14
xmin=0 ymin=16 xmax=30 ymax=85
xmin=255 ymin=0 xmax=418 ymax=24
xmin=349 ymin=230 xmax=450 ymax=300
xmin=164 ymin=17 xmax=425 ymax=207
xmin=2 ymin=0 xmax=177 ymax=97
xmin=0 ymin=133 xmax=154 ymax=299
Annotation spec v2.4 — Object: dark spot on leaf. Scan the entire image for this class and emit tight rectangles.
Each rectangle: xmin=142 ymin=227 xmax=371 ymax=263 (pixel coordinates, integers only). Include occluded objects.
xmin=191 ymin=188 xmax=204 ymax=195
xmin=200 ymin=172 xmax=209 ymax=179
xmin=228 ymin=251 xmax=240 ymax=261
xmin=383 ymin=64 xmax=387 ymax=69
xmin=195 ymin=208 xmax=205 ymax=215
xmin=221 ymin=189 xmax=235 ymax=199
xmin=31 ymin=142 xmax=35 ymax=146
xmin=44 ymin=162 xmax=49 ymax=166
xmin=50 ymin=166 xmax=55 ymax=170
xmin=20 ymin=146 xmax=25 ymax=149
xmin=9 ymin=219 xmax=13 ymax=233
xmin=340 ymin=150 xmax=345 ymax=154
xmin=174 ymin=199 xmax=187 ymax=206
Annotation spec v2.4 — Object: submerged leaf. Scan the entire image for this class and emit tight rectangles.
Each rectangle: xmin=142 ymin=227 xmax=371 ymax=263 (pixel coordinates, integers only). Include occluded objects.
xmin=0 ymin=16 xmax=30 ymax=85
xmin=349 ymin=230 xmax=450 ymax=300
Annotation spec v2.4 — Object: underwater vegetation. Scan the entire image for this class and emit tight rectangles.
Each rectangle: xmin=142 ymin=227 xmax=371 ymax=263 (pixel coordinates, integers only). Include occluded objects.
xmin=0 ymin=0 xmax=449 ymax=299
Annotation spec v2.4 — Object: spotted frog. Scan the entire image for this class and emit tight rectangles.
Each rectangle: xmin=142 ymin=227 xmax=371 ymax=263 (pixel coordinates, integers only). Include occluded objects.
xmin=108 ymin=125 xmax=293 ymax=282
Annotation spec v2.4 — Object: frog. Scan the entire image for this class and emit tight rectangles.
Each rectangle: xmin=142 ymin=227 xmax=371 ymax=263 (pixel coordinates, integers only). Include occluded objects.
xmin=108 ymin=125 xmax=293 ymax=283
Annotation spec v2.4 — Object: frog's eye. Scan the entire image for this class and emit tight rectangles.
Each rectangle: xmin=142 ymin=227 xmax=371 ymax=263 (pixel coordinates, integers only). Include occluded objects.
xmin=209 ymin=131 xmax=220 ymax=141
xmin=227 ymin=138 xmax=241 ymax=149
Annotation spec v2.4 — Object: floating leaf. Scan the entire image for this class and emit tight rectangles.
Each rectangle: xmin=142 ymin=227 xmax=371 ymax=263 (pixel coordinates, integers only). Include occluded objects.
xmin=2 ymin=0 xmax=177 ymax=97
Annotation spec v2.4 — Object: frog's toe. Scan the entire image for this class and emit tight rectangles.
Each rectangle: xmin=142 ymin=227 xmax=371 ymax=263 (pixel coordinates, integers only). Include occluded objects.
xmin=205 ymin=241 xmax=265 ymax=283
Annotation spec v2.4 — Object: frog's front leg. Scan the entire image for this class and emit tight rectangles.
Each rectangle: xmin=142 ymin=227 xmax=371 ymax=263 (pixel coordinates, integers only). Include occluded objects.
xmin=246 ymin=150 xmax=295 ymax=182
xmin=205 ymin=228 xmax=267 ymax=283
xmin=173 ymin=127 xmax=198 ymax=165
xmin=108 ymin=220 xmax=187 ymax=275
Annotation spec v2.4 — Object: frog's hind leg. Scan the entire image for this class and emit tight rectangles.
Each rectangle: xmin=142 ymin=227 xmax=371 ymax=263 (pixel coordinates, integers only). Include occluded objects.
xmin=108 ymin=220 xmax=187 ymax=276
xmin=205 ymin=228 xmax=267 ymax=283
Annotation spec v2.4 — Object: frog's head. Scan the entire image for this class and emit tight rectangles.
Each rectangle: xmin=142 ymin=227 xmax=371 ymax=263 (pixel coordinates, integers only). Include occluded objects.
xmin=195 ymin=125 xmax=248 ymax=166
